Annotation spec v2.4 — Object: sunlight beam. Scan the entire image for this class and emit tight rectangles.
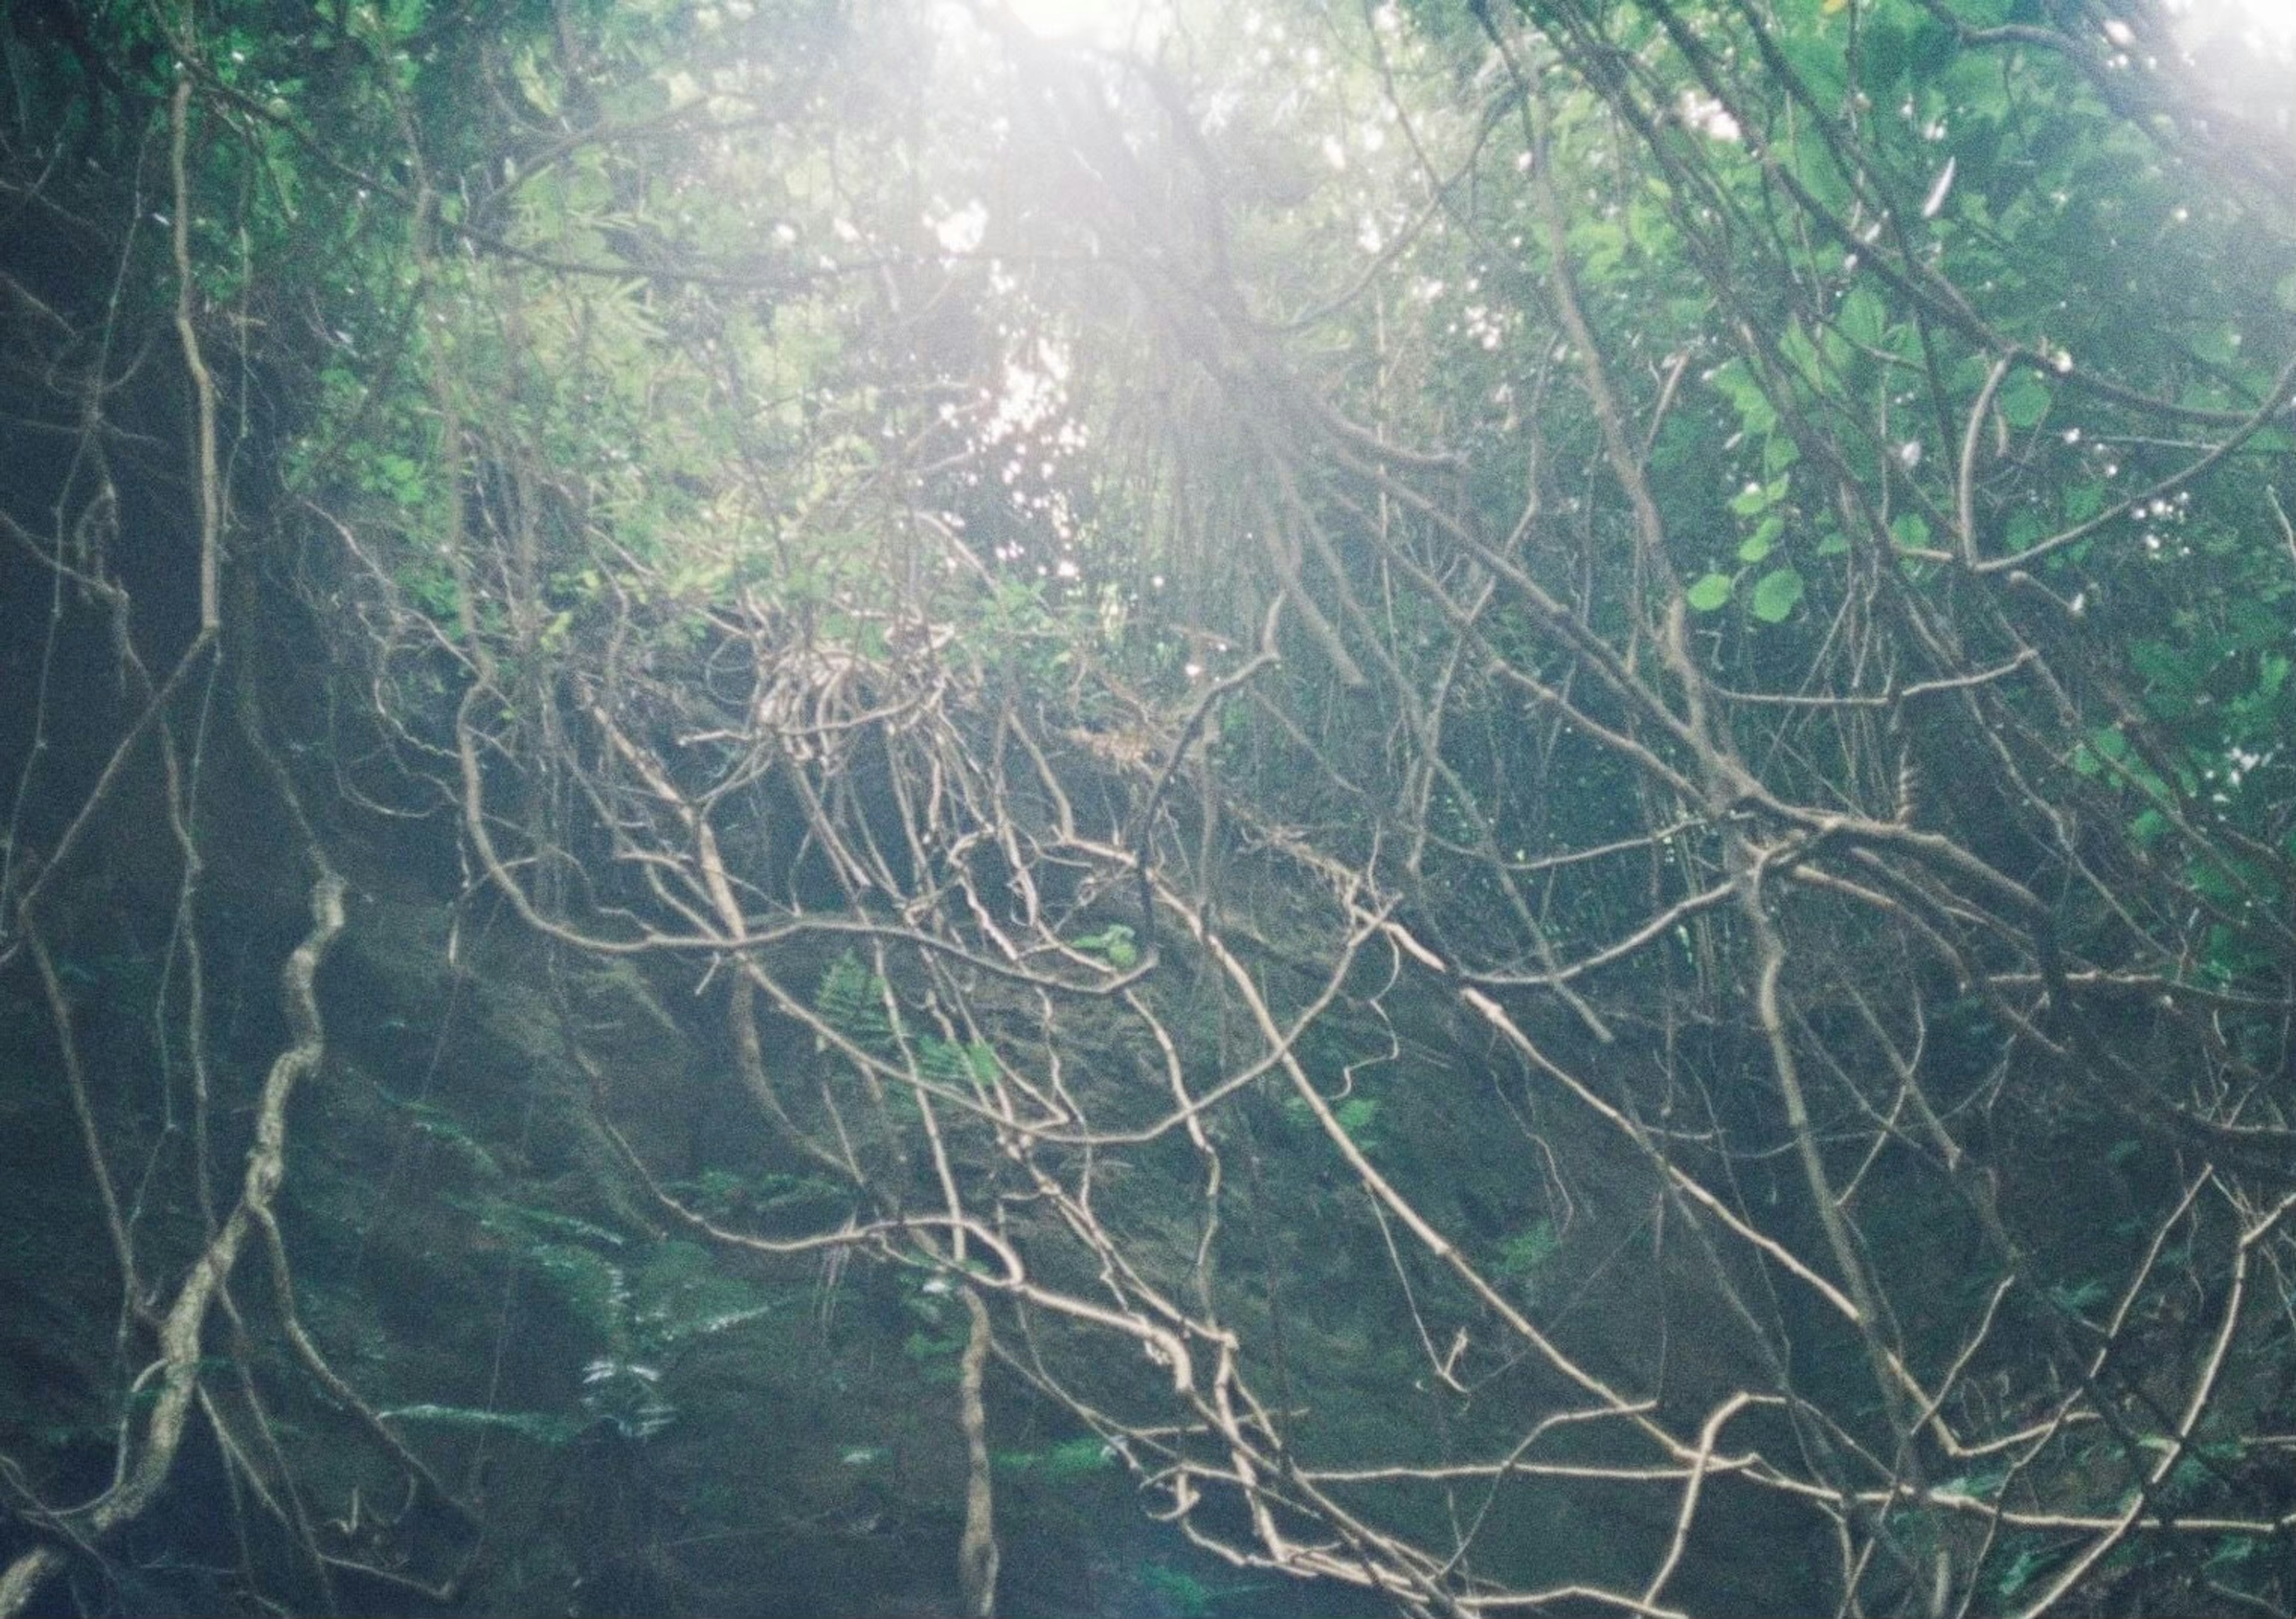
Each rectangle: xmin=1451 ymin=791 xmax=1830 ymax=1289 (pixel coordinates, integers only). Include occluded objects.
xmin=999 ymin=0 xmax=1166 ymax=47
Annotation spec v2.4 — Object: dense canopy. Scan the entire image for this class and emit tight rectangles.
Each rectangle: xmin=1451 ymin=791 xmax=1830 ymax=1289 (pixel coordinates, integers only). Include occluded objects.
xmin=4 ymin=1 xmax=2295 ymax=1614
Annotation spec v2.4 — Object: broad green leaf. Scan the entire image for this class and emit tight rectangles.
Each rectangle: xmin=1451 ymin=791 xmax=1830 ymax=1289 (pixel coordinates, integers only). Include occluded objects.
xmin=1999 ymin=376 xmax=2051 ymax=429
xmin=1687 ymin=573 xmax=1735 ymax=612
xmin=1858 ymin=20 xmax=1909 ymax=91
xmin=2188 ymin=326 xmax=2240 ymax=367
xmin=1730 ymin=476 xmax=1788 ymax=517
xmin=1749 ymin=567 xmax=1806 ymax=623
xmin=1837 ymin=286 xmax=1889 ymax=347
xmin=1907 ymin=16 xmax=1958 ymax=80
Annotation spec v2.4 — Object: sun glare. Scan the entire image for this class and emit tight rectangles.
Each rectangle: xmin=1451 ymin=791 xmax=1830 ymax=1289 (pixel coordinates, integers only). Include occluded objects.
xmin=1000 ymin=0 xmax=1166 ymax=47
xmin=2231 ymin=0 xmax=2296 ymax=44
xmin=1003 ymin=0 xmax=1097 ymax=33
xmin=2181 ymin=0 xmax=2296 ymax=50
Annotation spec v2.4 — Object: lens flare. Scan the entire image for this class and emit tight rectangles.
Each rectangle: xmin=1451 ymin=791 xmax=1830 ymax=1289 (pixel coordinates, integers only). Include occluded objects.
xmin=1001 ymin=0 xmax=1165 ymax=46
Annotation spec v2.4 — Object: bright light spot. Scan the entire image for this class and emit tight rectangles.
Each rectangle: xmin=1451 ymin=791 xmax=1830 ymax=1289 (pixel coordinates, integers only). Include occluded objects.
xmin=1001 ymin=0 xmax=1169 ymax=46
xmin=2209 ymin=0 xmax=2296 ymax=48
xmin=1005 ymin=0 xmax=1093 ymax=30
xmin=2169 ymin=0 xmax=2296 ymax=55
xmin=1677 ymin=89 xmax=1741 ymax=143
xmin=931 ymin=199 xmax=988 ymax=254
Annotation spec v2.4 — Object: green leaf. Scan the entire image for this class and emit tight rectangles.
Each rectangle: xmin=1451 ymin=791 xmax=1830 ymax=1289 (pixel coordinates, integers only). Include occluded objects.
xmin=1495 ymin=1218 xmax=1561 ymax=1283
xmin=2187 ymin=326 xmax=2240 ymax=367
xmin=1738 ymin=515 xmax=1784 ymax=564
xmin=1936 ymin=1465 xmax=2009 ymax=1501
xmin=1996 ymin=1545 xmax=2051 ymax=1602
xmin=1686 ymin=573 xmax=1735 ymax=612
xmin=1749 ymin=567 xmax=1806 ymax=623
xmin=1857 ymin=19 xmax=1909 ymax=91
xmin=2063 ymin=482 xmax=2106 ymax=523
xmin=2205 ymin=1536 xmax=2261 ymax=1572
xmin=1335 ymin=1096 xmax=1381 ymax=1141
xmin=1071 ymin=924 xmax=1138 ymax=968
xmin=1999 ymin=376 xmax=2051 ymax=429
xmin=1837 ymin=286 xmax=1889 ymax=346
xmin=1729 ymin=475 xmax=1787 ymax=517
xmin=1908 ymin=16 xmax=1959 ymax=80
xmin=380 ymin=1404 xmax=579 ymax=1444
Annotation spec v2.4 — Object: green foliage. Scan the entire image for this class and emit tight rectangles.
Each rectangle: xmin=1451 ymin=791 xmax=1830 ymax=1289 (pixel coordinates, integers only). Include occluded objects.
xmin=671 ymin=1168 xmax=850 ymax=1226
xmin=814 ymin=951 xmax=892 ymax=1049
xmin=1494 ymin=1219 xmax=1562 ymax=1292
xmin=1990 ymin=1534 xmax=2068 ymax=1605
xmin=377 ymin=1403 xmax=582 ymax=1445
xmin=579 ymin=1357 xmax=676 ymax=1440
xmin=526 ymin=1241 xmax=630 ymax=1344
xmin=474 ymin=1199 xmax=773 ymax=1441
xmin=1131 ymin=1561 xmax=1275 ymax=1618
xmin=900 ymin=1305 xmax=970 ymax=1376
xmin=1070 ymin=924 xmax=1140 ymax=970
xmin=624 ymin=1240 xmax=776 ymax=1353
xmin=1140 ymin=1562 xmax=1217 ymax=1618
xmin=917 ymin=1034 xmax=999 ymax=1088
xmin=382 ymin=1091 xmax=506 ymax=1181
xmin=1686 ymin=558 xmax=1803 ymax=624
xmin=1281 ymin=1088 xmax=1386 ymax=1156
xmin=1746 ymin=567 xmax=1806 ymax=624
xmin=1333 ymin=1095 xmax=1381 ymax=1144
xmin=993 ymin=1435 xmax=1113 ymax=1480
xmin=15 ymin=0 xmax=2296 ymax=1612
